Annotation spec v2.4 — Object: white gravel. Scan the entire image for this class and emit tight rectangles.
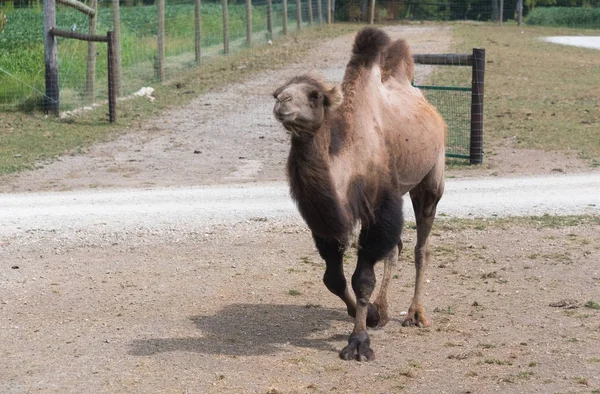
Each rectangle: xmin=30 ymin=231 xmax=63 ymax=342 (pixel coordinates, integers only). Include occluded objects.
xmin=542 ymin=36 xmax=600 ymax=50
xmin=1 ymin=173 xmax=599 ymax=239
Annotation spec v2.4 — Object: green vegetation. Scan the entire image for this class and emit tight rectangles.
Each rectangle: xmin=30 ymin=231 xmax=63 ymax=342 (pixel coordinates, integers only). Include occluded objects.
xmin=527 ymin=7 xmax=600 ymax=29
xmin=435 ymin=214 xmax=600 ymax=232
xmin=0 ymin=2 xmax=278 ymax=109
xmin=432 ymin=24 xmax=600 ymax=164
xmin=584 ymin=300 xmax=600 ymax=310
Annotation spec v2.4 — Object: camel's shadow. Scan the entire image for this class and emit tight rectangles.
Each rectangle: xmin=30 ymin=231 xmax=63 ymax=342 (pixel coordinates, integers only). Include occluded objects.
xmin=129 ymin=303 xmax=350 ymax=357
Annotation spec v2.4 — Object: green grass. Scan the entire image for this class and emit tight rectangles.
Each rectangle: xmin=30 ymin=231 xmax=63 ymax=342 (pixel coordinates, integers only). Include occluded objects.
xmin=0 ymin=2 xmax=285 ymax=109
xmin=584 ymin=301 xmax=600 ymax=310
xmin=435 ymin=214 xmax=600 ymax=232
xmin=430 ymin=23 xmax=600 ymax=165
xmin=527 ymin=7 xmax=600 ymax=29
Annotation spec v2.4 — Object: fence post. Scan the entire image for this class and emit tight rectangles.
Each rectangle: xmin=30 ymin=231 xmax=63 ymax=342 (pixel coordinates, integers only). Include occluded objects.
xmin=112 ymin=0 xmax=121 ymax=96
xmin=470 ymin=48 xmax=485 ymax=165
xmin=369 ymin=0 xmax=375 ymax=24
xmin=317 ymin=0 xmax=322 ymax=23
xmin=44 ymin=0 xmax=59 ymax=115
xmin=499 ymin=0 xmax=504 ymax=25
xmin=157 ymin=0 xmax=165 ymax=80
xmin=282 ymin=0 xmax=288 ymax=34
xmin=86 ymin=0 xmax=97 ymax=103
xmin=107 ymin=31 xmax=117 ymax=123
xmin=296 ymin=0 xmax=301 ymax=30
xmin=307 ymin=0 xmax=312 ymax=25
xmin=327 ymin=0 xmax=331 ymax=23
xmin=222 ymin=0 xmax=229 ymax=54
xmin=246 ymin=0 xmax=252 ymax=45
xmin=266 ymin=0 xmax=273 ymax=40
xmin=195 ymin=0 xmax=201 ymax=62
xmin=517 ymin=0 xmax=523 ymax=25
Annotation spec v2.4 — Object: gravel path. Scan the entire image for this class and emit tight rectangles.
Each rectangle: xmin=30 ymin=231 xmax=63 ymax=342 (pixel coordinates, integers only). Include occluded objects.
xmin=2 ymin=173 xmax=599 ymax=239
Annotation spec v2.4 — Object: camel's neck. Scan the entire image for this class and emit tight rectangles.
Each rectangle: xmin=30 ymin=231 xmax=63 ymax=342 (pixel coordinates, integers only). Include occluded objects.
xmin=286 ymin=122 xmax=350 ymax=240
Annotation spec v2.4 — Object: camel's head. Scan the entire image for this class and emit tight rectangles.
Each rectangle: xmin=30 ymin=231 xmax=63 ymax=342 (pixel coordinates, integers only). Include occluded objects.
xmin=273 ymin=74 xmax=342 ymax=135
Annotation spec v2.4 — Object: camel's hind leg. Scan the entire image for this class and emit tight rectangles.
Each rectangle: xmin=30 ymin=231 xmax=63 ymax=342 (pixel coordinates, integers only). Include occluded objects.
xmin=402 ymin=166 xmax=444 ymax=328
xmin=372 ymin=239 xmax=402 ymax=327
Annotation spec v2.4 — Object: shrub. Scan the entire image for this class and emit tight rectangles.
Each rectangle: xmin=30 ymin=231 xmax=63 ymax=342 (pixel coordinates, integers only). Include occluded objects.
xmin=527 ymin=7 xmax=600 ymax=29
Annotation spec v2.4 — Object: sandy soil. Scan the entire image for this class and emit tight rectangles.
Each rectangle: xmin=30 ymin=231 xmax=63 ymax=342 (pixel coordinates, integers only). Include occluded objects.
xmin=1 ymin=25 xmax=599 ymax=393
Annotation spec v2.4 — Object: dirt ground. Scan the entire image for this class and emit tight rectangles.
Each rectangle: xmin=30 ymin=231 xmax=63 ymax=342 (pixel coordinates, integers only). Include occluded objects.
xmin=1 ymin=26 xmax=599 ymax=393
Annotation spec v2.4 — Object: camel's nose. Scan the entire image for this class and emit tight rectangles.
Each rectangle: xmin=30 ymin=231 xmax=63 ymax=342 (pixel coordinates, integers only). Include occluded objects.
xmin=276 ymin=93 xmax=293 ymax=103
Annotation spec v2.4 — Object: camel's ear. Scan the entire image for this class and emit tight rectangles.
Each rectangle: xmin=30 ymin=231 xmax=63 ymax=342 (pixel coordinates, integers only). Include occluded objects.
xmin=326 ymin=85 xmax=343 ymax=110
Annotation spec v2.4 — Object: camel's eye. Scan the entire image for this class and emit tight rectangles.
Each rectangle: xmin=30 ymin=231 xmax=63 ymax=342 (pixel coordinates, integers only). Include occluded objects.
xmin=309 ymin=91 xmax=322 ymax=101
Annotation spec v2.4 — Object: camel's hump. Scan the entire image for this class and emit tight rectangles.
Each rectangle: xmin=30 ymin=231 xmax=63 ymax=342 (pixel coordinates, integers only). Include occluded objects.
xmin=351 ymin=27 xmax=391 ymax=68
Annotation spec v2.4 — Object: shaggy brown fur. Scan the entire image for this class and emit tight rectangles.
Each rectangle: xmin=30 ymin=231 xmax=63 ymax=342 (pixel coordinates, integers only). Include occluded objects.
xmin=273 ymin=27 xmax=446 ymax=362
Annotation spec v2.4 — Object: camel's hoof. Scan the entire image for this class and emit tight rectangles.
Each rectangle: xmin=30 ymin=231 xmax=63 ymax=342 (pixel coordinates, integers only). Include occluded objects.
xmin=339 ymin=332 xmax=375 ymax=362
xmin=401 ymin=313 xmax=431 ymax=328
xmin=366 ymin=303 xmax=380 ymax=328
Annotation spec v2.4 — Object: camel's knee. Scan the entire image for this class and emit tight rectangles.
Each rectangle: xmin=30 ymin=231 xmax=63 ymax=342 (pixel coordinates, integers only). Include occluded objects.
xmin=351 ymin=264 xmax=376 ymax=302
xmin=313 ymin=234 xmax=345 ymax=261
xmin=323 ymin=269 xmax=347 ymax=297
xmin=414 ymin=246 xmax=430 ymax=267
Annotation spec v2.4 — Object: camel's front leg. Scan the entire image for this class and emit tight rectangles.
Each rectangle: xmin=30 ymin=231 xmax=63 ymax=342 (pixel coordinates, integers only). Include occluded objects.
xmin=340 ymin=193 xmax=403 ymax=361
xmin=340 ymin=260 xmax=377 ymax=361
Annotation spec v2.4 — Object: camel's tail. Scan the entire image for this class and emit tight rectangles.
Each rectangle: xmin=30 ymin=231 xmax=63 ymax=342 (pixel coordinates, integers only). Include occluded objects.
xmin=349 ymin=27 xmax=414 ymax=84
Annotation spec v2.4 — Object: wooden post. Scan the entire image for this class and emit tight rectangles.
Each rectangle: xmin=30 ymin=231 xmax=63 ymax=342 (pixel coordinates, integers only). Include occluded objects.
xmin=517 ymin=0 xmax=523 ymax=25
xmin=86 ymin=0 xmax=97 ymax=103
xmin=107 ymin=31 xmax=117 ymax=123
xmin=499 ymin=0 xmax=504 ymax=25
xmin=44 ymin=0 xmax=59 ymax=115
xmin=296 ymin=0 xmax=301 ymax=30
xmin=195 ymin=0 xmax=201 ymax=62
xmin=112 ymin=0 xmax=121 ymax=96
xmin=157 ymin=0 xmax=165 ymax=80
xmin=307 ymin=0 xmax=312 ymax=25
xmin=470 ymin=48 xmax=485 ymax=165
xmin=266 ymin=0 xmax=273 ymax=40
xmin=245 ymin=0 xmax=252 ymax=45
xmin=327 ymin=0 xmax=331 ymax=23
xmin=369 ymin=0 xmax=374 ymax=24
xmin=222 ymin=0 xmax=229 ymax=54
xmin=282 ymin=0 xmax=288 ymax=34
xmin=317 ymin=0 xmax=322 ymax=23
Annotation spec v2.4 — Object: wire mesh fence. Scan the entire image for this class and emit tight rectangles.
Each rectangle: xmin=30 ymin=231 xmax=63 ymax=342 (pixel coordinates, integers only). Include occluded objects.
xmin=0 ymin=0 xmax=330 ymax=112
xmin=1 ymin=0 xmax=598 ymax=114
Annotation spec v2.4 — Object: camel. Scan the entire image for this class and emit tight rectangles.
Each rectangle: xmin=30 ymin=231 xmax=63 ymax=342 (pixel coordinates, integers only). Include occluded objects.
xmin=272 ymin=27 xmax=446 ymax=361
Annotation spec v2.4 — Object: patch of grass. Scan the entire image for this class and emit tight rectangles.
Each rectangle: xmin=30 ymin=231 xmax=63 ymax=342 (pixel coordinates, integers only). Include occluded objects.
xmin=478 ymin=343 xmax=496 ymax=349
xmin=484 ymin=358 xmax=513 ymax=366
xmin=434 ymin=24 xmax=600 ymax=165
xmin=574 ymin=377 xmax=589 ymax=386
xmin=437 ymin=215 xmax=600 ymax=232
xmin=584 ymin=301 xmax=600 ymax=310
xmin=433 ymin=306 xmax=455 ymax=315
xmin=287 ymin=289 xmax=301 ymax=296
xmin=528 ymin=361 xmax=538 ymax=367
xmin=517 ymin=371 xmax=535 ymax=380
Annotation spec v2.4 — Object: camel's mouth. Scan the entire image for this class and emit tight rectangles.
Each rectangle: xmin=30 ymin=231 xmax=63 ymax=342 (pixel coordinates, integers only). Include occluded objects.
xmin=274 ymin=111 xmax=297 ymax=123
